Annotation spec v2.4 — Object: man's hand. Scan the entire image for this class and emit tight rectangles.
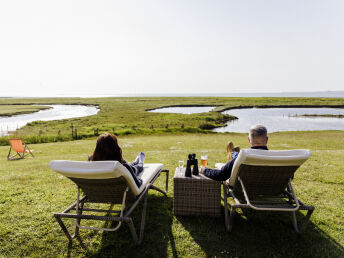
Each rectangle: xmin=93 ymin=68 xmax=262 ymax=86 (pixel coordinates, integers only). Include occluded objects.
xmin=199 ymin=166 xmax=206 ymax=174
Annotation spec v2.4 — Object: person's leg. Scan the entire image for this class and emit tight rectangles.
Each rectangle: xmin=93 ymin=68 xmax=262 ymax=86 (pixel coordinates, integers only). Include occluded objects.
xmin=130 ymin=152 xmax=145 ymax=176
xmin=132 ymin=152 xmax=145 ymax=165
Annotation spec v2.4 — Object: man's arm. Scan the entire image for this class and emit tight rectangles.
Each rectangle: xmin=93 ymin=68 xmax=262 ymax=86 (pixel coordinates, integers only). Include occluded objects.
xmin=202 ymin=159 xmax=235 ymax=181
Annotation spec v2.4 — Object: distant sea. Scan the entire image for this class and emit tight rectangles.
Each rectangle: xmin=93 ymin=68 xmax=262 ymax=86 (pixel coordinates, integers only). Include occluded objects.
xmin=1 ymin=91 xmax=344 ymax=98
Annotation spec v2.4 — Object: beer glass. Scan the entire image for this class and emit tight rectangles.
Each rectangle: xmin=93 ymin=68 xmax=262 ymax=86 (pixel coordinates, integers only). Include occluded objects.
xmin=201 ymin=154 xmax=208 ymax=167
xmin=178 ymin=160 xmax=184 ymax=169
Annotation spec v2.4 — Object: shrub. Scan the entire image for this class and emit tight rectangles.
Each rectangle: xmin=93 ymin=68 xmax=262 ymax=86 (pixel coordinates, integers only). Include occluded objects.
xmin=198 ymin=123 xmax=216 ymax=130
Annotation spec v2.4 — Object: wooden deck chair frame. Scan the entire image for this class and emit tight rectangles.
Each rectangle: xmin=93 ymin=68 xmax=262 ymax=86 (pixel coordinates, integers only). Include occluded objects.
xmin=50 ymin=160 xmax=169 ymax=244
xmin=7 ymin=138 xmax=34 ymax=160
xmin=223 ymin=149 xmax=314 ymax=234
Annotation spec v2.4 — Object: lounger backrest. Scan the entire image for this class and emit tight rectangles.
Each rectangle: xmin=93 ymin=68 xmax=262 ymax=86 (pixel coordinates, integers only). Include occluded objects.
xmin=229 ymin=149 xmax=312 ymax=189
xmin=9 ymin=139 xmax=25 ymax=152
xmin=49 ymin=160 xmax=142 ymax=199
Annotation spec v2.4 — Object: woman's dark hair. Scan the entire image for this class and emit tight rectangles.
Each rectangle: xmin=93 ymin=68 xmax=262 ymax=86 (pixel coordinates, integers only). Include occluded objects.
xmin=90 ymin=133 xmax=124 ymax=163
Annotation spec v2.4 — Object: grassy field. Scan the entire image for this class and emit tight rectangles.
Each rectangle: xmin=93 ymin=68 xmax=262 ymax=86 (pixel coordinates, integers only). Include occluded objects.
xmin=0 ymin=131 xmax=343 ymax=257
xmin=0 ymin=105 xmax=50 ymax=117
xmin=0 ymin=97 xmax=343 ymax=144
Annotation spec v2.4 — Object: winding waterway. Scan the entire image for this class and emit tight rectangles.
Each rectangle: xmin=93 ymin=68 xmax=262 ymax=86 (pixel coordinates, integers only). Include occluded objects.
xmin=149 ymin=106 xmax=215 ymax=114
xmin=149 ymin=106 xmax=344 ymax=132
xmin=0 ymin=105 xmax=99 ymax=136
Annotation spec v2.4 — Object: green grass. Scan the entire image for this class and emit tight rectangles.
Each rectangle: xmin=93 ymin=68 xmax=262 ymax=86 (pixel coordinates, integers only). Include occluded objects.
xmin=0 ymin=97 xmax=343 ymax=144
xmin=0 ymin=105 xmax=50 ymax=116
xmin=0 ymin=131 xmax=343 ymax=257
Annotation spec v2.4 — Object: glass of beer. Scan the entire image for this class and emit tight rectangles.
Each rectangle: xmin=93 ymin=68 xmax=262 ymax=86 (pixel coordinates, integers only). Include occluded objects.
xmin=178 ymin=160 xmax=184 ymax=169
xmin=201 ymin=154 xmax=208 ymax=167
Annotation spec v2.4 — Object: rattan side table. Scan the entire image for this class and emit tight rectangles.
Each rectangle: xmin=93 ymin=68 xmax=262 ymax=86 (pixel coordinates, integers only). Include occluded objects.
xmin=173 ymin=167 xmax=221 ymax=217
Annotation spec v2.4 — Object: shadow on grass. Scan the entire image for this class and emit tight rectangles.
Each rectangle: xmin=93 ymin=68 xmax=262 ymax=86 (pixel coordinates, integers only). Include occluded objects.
xmin=61 ymin=196 xmax=343 ymax=257
xmin=76 ymin=194 xmax=176 ymax=258
xmin=177 ymin=208 xmax=344 ymax=257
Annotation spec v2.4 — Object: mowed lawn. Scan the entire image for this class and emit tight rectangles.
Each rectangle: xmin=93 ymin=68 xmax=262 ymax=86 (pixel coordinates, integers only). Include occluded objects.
xmin=0 ymin=132 xmax=343 ymax=257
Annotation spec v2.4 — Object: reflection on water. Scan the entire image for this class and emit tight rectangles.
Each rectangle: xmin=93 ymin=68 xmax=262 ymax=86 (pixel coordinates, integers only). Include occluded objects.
xmin=149 ymin=106 xmax=215 ymax=114
xmin=0 ymin=105 xmax=99 ymax=136
xmin=215 ymin=108 xmax=344 ymax=132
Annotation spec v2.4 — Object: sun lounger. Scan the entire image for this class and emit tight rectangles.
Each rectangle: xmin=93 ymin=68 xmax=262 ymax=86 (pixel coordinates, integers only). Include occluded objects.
xmin=223 ymin=149 xmax=314 ymax=233
xmin=49 ymin=160 xmax=169 ymax=244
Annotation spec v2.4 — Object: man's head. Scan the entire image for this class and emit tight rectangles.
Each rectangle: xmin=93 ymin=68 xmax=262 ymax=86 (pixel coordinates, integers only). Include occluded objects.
xmin=248 ymin=125 xmax=268 ymax=146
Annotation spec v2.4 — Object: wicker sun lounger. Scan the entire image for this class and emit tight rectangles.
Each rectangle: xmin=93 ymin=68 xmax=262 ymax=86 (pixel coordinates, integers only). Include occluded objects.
xmin=223 ymin=149 xmax=314 ymax=233
xmin=49 ymin=160 xmax=169 ymax=244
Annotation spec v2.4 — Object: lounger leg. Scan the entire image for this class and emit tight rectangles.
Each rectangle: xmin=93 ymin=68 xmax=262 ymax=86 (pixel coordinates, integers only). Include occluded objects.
xmin=150 ymin=184 xmax=167 ymax=196
xmin=8 ymin=152 xmax=20 ymax=160
xmin=24 ymin=145 xmax=34 ymax=158
xmin=138 ymin=191 xmax=149 ymax=244
xmin=291 ymin=211 xmax=300 ymax=233
xmin=162 ymin=169 xmax=169 ymax=193
xmin=223 ymin=183 xmax=230 ymax=232
xmin=54 ymin=215 xmax=73 ymax=242
xmin=292 ymin=205 xmax=314 ymax=233
xmin=300 ymin=207 xmax=314 ymax=233
xmin=228 ymin=206 xmax=237 ymax=232
xmin=127 ymin=218 xmax=139 ymax=244
xmin=7 ymin=148 xmax=12 ymax=160
xmin=73 ymin=201 xmax=85 ymax=238
xmin=25 ymin=145 xmax=34 ymax=158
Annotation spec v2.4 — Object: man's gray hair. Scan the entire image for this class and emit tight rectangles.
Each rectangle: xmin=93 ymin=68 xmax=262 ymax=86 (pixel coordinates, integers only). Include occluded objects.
xmin=249 ymin=125 xmax=268 ymax=141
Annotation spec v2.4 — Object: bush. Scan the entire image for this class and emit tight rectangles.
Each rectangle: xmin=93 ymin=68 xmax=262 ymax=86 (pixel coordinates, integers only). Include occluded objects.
xmin=198 ymin=123 xmax=216 ymax=130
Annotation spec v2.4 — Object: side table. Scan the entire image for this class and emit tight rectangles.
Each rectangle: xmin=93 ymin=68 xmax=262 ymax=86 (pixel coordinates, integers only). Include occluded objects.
xmin=173 ymin=167 xmax=221 ymax=217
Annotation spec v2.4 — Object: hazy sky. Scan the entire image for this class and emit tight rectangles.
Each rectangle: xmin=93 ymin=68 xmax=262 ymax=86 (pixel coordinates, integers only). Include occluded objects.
xmin=0 ymin=0 xmax=343 ymax=97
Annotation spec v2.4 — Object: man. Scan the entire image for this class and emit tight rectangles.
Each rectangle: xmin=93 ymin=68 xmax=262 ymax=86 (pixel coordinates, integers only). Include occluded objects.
xmin=200 ymin=124 xmax=269 ymax=181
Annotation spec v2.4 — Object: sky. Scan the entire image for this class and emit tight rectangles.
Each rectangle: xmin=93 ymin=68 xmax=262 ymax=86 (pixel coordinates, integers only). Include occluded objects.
xmin=0 ymin=0 xmax=343 ymax=97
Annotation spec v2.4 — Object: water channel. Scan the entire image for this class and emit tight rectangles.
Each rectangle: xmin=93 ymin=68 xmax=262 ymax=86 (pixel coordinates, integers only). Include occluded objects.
xmin=149 ymin=106 xmax=344 ymax=132
xmin=0 ymin=105 xmax=99 ymax=136
xmin=1 ymin=105 xmax=343 ymax=136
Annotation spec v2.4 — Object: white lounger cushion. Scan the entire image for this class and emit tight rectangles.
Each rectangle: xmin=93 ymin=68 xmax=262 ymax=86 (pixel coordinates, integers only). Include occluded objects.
xmin=49 ymin=160 xmax=164 ymax=196
xmin=228 ymin=149 xmax=312 ymax=187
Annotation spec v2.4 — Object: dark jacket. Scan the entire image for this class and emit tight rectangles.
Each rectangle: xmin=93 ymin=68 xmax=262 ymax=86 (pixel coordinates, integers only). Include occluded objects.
xmin=203 ymin=146 xmax=268 ymax=181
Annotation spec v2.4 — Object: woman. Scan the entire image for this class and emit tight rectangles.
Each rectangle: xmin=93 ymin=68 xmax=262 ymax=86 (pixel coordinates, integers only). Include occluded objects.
xmin=89 ymin=133 xmax=145 ymax=187
xmin=226 ymin=141 xmax=240 ymax=162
